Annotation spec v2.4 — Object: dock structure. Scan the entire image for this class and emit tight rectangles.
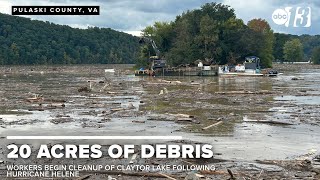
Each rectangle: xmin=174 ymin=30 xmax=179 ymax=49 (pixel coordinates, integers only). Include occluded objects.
xmin=135 ymin=66 xmax=219 ymax=77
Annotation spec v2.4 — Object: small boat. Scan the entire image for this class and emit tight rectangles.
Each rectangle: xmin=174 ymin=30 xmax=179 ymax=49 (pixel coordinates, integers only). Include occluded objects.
xmin=218 ymin=56 xmax=278 ymax=77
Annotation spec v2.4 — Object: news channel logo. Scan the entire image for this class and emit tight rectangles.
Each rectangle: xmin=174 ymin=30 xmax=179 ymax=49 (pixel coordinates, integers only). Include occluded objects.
xmin=272 ymin=7 xmax=311 ymax=27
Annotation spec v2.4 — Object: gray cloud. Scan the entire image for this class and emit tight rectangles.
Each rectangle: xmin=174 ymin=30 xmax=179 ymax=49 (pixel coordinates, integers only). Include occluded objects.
xmin=0 ymin=0 xmax=319 ymax=35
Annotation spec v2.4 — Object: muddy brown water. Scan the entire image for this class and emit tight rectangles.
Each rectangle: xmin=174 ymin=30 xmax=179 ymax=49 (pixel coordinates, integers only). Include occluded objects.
xmin=0 ymin=64 xmax=320 ymax=165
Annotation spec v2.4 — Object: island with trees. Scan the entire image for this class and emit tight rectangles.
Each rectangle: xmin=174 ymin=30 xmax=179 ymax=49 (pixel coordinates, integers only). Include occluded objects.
xmin=137 ymin=3 xmax=320 ymax=68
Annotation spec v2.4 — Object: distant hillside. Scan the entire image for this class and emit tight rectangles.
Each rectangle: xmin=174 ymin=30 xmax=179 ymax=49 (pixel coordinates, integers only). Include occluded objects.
xmin=274 ymin=33 xmax=320 ymax=61
xmin=0 ymin=13 xmax=140 ymax=65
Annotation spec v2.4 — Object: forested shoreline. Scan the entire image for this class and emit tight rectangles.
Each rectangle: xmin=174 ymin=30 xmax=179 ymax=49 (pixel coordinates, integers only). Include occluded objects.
xmin=0 ymin=13 xmax=140 ymax=65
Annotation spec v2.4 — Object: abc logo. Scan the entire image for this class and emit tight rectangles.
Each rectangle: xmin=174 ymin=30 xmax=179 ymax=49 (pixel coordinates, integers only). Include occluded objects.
xmin=272 ymin=9 xmax=288 ymax=25
xmin=272 ymin=7 xmax=311 ymax=27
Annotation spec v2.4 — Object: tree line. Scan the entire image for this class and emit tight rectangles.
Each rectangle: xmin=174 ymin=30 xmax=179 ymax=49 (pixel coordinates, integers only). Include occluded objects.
xmin=1 ymin=4 xmax=320 ymax=66
xmin=138 ymin=3 xmax=320 ymax=68
xmin=0 ymin=13 xmax=140 ymax=65
xmin=274 ymin=33 xmax=320 ymax=64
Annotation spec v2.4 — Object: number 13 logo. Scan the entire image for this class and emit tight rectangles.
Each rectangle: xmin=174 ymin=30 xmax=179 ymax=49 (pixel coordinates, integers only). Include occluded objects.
xmin=272 ymin=7 xmax=311 ymax=28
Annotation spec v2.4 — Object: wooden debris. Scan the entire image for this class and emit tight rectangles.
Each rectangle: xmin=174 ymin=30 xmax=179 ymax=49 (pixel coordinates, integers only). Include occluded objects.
xmin=202 ymin=121 xmax=223 ymax=130
xmin=132 ymin=120 xmax=145 ymax=123
xmin=167 ymin=113 xmax=194 ymax=118
xmin=227 ymin=169 xmax=235 ymax=180
xmin=244 ymin=119 xmax=294 ymax=125
xmin=110 ymin=108 xmax=125 ymax=112
xmin=26 ymin=94 xmax=44 ymax=103
xmin=127 ymin=103 xmax=135 ymax=109
xmin=215 ymin=90 xmax=272 ymax=94
xmin=26 ymin=98 xmax=44 ymax=103
xmin=257 ymin=170 xmax=264 ymax=179
xmin=292 ymin=77 xmax=304 ymax=80
xmin=199 ymin=170 xmax=230 ymax=175
xmin=163 ymin=87 xmax=168 ymax=94
xmin=158 ymin=173 xmax=177 ymax=180
xmin=129 ymin=153 xmax=138 ymax=164
xmin=160 ymin=79 xmax=182 ymax=84
xmin=111 ymin=102 xmax=121 ymax=105
xmin=181 ymin=160 xmax=195 ymax=165
xmin=176 ymin=113 xmax=194 ymax=118
xmin=76 ymin=174 xmax=92 ymax=180
xmin=78 ymin=87 xmax=91 ymax=92
xmin=28 ymin=107 xmax=44 ymax=111
xmin=195 ymin=173 xmax=205 ymax=178
xmin=48 ymin=103 xmax=65 ymax=108
xmin=101 ymin=118 xmax=111 ymax=122
xmin=243 ymin=115 xmax=294 ymax=125
xmin=175 ymin=118 xmax=194 ymax=122
xmin=80 ymin=170 xmax=180 ymax=178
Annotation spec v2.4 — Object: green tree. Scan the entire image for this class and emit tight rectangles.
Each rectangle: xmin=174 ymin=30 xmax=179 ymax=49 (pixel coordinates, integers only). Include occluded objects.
xmin=166 ymin=2 xmax=237 ymax=66
xmin=247 ymin=19 xmax=274 ymax=67
xmin=63 ymin=52 xmax=72 ymax=64
xmin=312 ymin=46 xmax=320 ymax=64
xmin=9 ymin=43 xmax=20 ymax=64
xmin=167 ymin=17 xmax=195 ymax=66
xmin=273 ymin=33 xmax=295 ymax=61
xmin=221 ymin=17 xmax=246 ymax=64
xmin=142 ymin=25 xmax=156 ymax=37
xmin=136 ymin=45 xmax=150 ymax=68
xmin=283 ymin=39 xmax=303 ymax=62
xmin=109 ymin=48 xmax=120 ymax=63
xmin=140 ymin=3 xmax=278 ymax=68
xmin=153 ymin=22 xmax=174 ymax=52
xmin=197 ymin=15 xmax=219 ymax=59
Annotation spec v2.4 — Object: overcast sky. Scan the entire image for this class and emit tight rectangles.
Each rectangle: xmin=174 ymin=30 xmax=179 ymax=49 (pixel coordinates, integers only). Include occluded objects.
xmin=0 ymin=0 xmax=319 ymax=36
